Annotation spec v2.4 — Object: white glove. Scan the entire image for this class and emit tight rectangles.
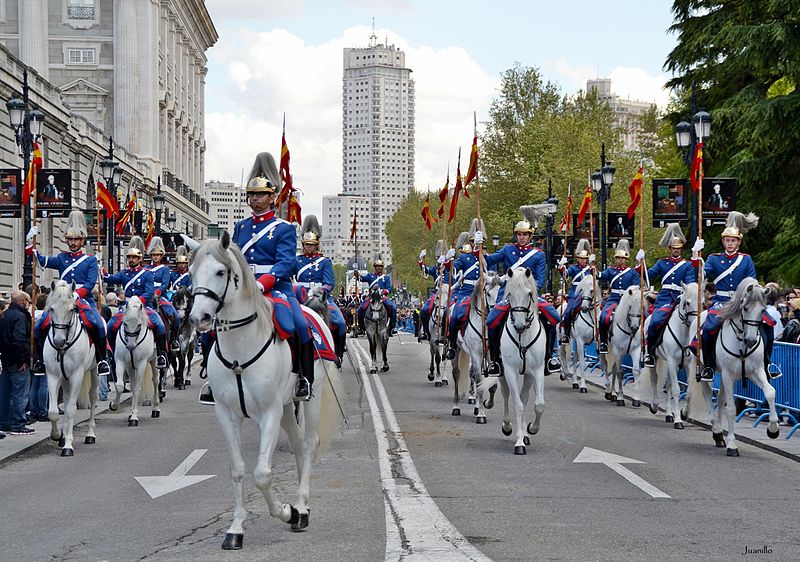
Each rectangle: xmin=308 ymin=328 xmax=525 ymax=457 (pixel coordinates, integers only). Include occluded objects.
xmin=558 ymin=256 xmax=568 ymax=267
xmin=418 ymin=249 xmax=426 ymax=260
xmin=352 ymin=263 xmax=358 ymax=270
xmin=26 ymin=225 xmax=39 ymax=243
xmin=636 ymin=249 xmax=645 ymax=261
xmin=445 ymin=248 xmax=456 ymax=260
xmin=437 ymin=255 xmax=446 ymax=265
xmin=588 ymin=253 xmax=596 ymax=265
xmin=474 ymin=231 xmax=484 ymax=245
xmin=692 ymin=237 xmax=705 ymax=253
xmin=72 ymin=292 xmax=81 ymax=301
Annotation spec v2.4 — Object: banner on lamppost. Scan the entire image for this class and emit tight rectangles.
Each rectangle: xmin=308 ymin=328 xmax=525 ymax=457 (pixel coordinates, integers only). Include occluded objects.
xmin=35 ymin=168 xmax=72 ymax=218
xmin=572 ymin=212 xmax=599 ymax=250
xmin=0 ymin=169 xmax=22 ymax=218
xmin=161 ymin=232 xmax=184 ymax=259
xmin=652 ymin=178 xmax=689 ymax=227
xmin=83 ymin=209 xmax=108 ymax=239
xmin=607 ymin=212 xmax=634 ymax=248
xmin=701 ymin=177 xmax=737 ymax=226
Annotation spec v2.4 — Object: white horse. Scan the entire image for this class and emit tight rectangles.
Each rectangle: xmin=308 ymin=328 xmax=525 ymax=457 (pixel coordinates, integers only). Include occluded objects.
xmin=43 ymin=280 xmax=99 ymax=457
xmin=426 ymin=284 xmax=450 ymax=387
xmin=364 ymin=286 xmax=389 ymax=374
xmin=563 ymin=276 xmax=599 ymax=394
xmin=478 ymin=268 xmax=547 ymax=455
xmin=452 ymin=272 xmax=501 ymax=423
xmin=190 ymin=232 xmax=342 ymax=549
xmin=109 ymin=297 xmax=159 ymax=425
xmin=639 ymin=282 xmax=699 ymax=429
xmin=687 ymin=279 xmax=780 ymax=456
xmin=601 ymin=286 xmax=643 ymax=407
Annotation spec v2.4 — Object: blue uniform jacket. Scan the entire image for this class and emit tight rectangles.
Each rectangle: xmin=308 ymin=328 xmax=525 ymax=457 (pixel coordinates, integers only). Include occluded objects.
xmin=360 ymin=272 xmax=392 ymax=294
xmin=646 ymin=257 xmax=697 ymax=307
xmin=295 ymin=253 xmax=334 ymax=296
xmin=147 ymin=263 xmax=172 ymax=296
xmin=598 ymin=266 xmax=640 ymax=304
xmin=232 ymin=210 xmax=297 ymax=291
xmin=104 ymin=266 xmax=155 ymax=303
xmin=562 ymin=264 xmax=592 ymax=299
xmin=170 ymin=270 xmax=192 ymax=290
xmin=485 ymin=244 xmax=547 ymax=292
xmin=703 ymin=252 xmax=756 ymax=306
xmin=36 ymin=250 xmax=99 ymax=307
xmin=420 ymin=263 xmax=452 ymax=286
xmin=451 ymin=252 xmax=482 ymax=298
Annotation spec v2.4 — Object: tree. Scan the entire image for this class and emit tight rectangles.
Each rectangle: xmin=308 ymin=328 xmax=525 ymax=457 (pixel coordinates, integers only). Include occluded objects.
xmin=665 ymin=0 xmax=800 ymax=283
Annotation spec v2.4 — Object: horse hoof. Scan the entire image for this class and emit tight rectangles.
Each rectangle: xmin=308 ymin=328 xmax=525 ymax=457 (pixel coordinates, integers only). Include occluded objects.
xmin=674 ymin=422 xmax=684 ymax=430
xmin=616 ymin=399 xmax=625 ymax=407
xmin=61 ymin=448 xmax=74 ymax=457
xmin=572 ymin=383 xmax=579 ymax=389
xmin=665 ymin=415 xmax=674 ymax=423
xmin=523 ymin=435 xmax=530 ymax=446
xmin=84 ymin=436 xmax=96 ymax=444
xmin=527 ymin=423 xmax=539 ymax=436
xmin=109 ymin=403 xmax=118 ymax=412
xmin=560 ymin=373 xmax=566 ymax=381
xmin=501 ymin=425 xmax=512 ymax=436
xmin=128 ymin=419 xmax=139 ymax=427
xmin=579 ymin=388 xmax=588 ymax=394
xmin=434 ymin=381 xmax=442 ymax=388
xmin=476 ymin=416 xmax=486 ymax=425
xmin=726 ymin=448 xmax=739 ymax=457
xmin=631 ymin=400 xmax=641 ymax=408
xmin=291 ymin=512 xmax=310 ymax=532
xmin=151 ymin=410 xmax=160 ymax=418
xmin=174 ymin=382 xmax=184 ymax=390
xmin=604 ymin=392 xmax=613 ymax=401
xmin=712 ymin=432 xmax=725 ymax=447
xmin=221 ymin=533 xmax=243 ymax=550
xmin=452 ymin=407 xmax=461 ymax=416
xmin=649 ymin=404 xmax=659 ymax=415
xmin=184 ymin=379 xmax=191 ymax=386
xmin=369 ymin=368 xmax=377 ymax=374
xmin=468 ymin=397 xmax=476 ymax=405
xmin=427 ymin=373 xmax=435 ymax=381
xmin=482 ymin=400 xmax=494 ymax=410
xmin=767 ymin=427 xmax=780 ymax=439
xmin=514 ymin=445 xmax=526 ymax=455
xmin=143 ymin=400 xmax=152 ymax=407
xmin=58 ymin=437 xmax=66 ymax=447
xmin=288 ymin=505 xmax=300 ymax=525
xmin=473 ymin=407 xmax=480 ymax=416
xmin=441 ymin=379 xmax=448 ymax=386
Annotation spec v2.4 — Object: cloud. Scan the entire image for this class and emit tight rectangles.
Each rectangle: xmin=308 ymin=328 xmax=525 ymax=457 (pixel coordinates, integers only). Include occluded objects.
xmin=203 ymin=0 xmax=305 ymax=21
xmin=204 ymin=25 xmax=499 ymax=219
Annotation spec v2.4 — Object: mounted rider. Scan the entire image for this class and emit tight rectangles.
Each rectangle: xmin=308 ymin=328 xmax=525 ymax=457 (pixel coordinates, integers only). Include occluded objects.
xmin=355 ymin=258 xmax=398 ymax=335
xmin=146 ymin=236 xmax=180 ymax=352
xmin=485 ymin=212 xmax=562 ymax=376
xmin=295 ymin=215 xmax=347 ymax=361
xmin=417 ymin=239 xmax=452 ymax=343
xmin=103 ymin=236 xmax=169 ymax=370
xmin=557 ymin=238 xmax=592 ymax=344
xmin=596 ymin=239 xmax=641 ymax=354
xmin=691 ymin=211 xmax=780 ymax=381
xmin=27 ymin=210 xmax=110 ymax=376
xmin=639 ymin=223 xmax=697 ymax=367
xmin=169 ymin=245 xmax=192 ymax=290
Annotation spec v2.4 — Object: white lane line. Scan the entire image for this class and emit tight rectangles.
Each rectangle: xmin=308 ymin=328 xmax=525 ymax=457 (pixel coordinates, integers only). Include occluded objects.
xmin=351 ymin=340 xmax=490 ymax=561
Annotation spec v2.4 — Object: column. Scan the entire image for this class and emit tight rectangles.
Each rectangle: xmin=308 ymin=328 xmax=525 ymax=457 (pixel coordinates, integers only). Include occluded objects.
xmin=135 ymin=0 xmax=160 ymax=163
xmin=113 ymin=0 xmax=138 ymax=152
xmin=18 ymin=0 xmax=49 ymax=79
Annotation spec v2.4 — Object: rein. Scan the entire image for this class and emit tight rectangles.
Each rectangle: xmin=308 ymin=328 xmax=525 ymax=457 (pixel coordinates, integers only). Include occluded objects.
xmin=505 ymin=292 xmax=543 ymax=375
xmin=614 ymin=307 xmax=642 ymax=356
xmin=720 ymin=308 xmax=763 ymax=384
xmin=47 ymin=309 xmax=84 ymax=379
xmin=122 ymin=315 xmax=151 ymax=367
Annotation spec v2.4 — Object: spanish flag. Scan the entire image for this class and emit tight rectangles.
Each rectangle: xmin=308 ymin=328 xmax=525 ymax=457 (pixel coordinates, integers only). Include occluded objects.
xmin=559 ymin=195 xmax=573 ymax=233
xmin=437 ymin=169 xmax=449 ymax=219
xmin=286 ymin=193 xmax=302 ymax=224
xmin=96 ymin=178 xmax=119 ymax=218
xmin=626 ymin=165 xmax=644 ymax=219
xmin=144 ymin=210 xmax=155 ymax=248
xmin=576 ymin=185 xmax=592 ymax=226
xmin=115 ymin=195 xmax=136 ymax=235
xmin=21 ymin=142 xmax=43 ymax=206
xmin=275 ymin=116 xmax=293 ymax=208
xmin=447 ymin=149 xmax=463 ymax=224
xmin=421 ymin=192 xmax=436 ymax=231
xmin=464 ymin=133 xmax=478 ymax=189
xmin=690 ymin=141 xmax=703 ymax=193
xmin=349 ymin=210 xmax=357 ymax=243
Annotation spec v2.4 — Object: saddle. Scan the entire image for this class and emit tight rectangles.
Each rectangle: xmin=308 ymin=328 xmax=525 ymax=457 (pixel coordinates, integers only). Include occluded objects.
xmin=263 ymin=292 xmax=337 ymax=363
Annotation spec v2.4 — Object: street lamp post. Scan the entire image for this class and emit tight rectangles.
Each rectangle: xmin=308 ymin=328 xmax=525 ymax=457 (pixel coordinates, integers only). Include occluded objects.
xmin=6 ymin=68 xmax=45 ymax=289
xmin=99 ymin=138 xmax=123 ymax=272
xmin=153 ymin=176 xmax=165 ymax=234
xmin=591 ymin=143 xmax=616 ymax=269
xmin=545 ymin=179 xmax=559 ymax=294
xmin=675 ymin=86 xmax=712 ymax=243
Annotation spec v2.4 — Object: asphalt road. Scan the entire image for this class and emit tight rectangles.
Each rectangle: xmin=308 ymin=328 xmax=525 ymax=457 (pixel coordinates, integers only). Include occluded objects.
xmin=1 ymin=334 xmax=798 ymax=561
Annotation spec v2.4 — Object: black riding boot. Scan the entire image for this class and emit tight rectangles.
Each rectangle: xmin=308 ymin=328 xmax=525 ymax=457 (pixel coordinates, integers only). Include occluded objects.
xmin=763 ymin=326 xmax=782 ymax=379
xmin=545 ymin=321 xmax=561 ymax=375
xmin=598 ymin=324 xmax=609 ymax=354
xmin=155 ymin=333 xmax=168 ymax=369
xmin=560 ymin=318 xmax=571 ymax=344
xmin=33 ymin=336 xmax=46 ymax=374
xmin=94 ymin=329 xmax=110 ymax=376
xmin=699 ymin=336 xmax=716 ymax=382
xmin=388 ymin=311 xmax=398 ymax=336
xmin=419 ymin=313 xmax=431 ymax=341
xmin=107 ymin=332 xmax=117 ymax=383
xmin=445 ymin=326 xmax=459 ymax=360
xmin=334 ymin=330 xmax=346 ymax=361
xmin=487 ymin=329 xmax=503 ymax=376
xmin=294 ymin=339 xmax=316 ymax=401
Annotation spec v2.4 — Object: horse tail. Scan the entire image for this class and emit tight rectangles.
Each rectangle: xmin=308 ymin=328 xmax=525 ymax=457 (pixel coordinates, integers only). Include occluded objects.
xmin=686 ymin=358 xmax=708 ymax=421
xmin=140 ymin=364 xmax=155 ymax=404
xmin=456 ymin=350 xmax=471 ymax=399
xmin=476 ymin=376 xmax=499 ymax=395
xmin=76 ymin=369 xmax=92 ymax=409
xmin=638 ymin=363 xmax=656 ymax=405
xmin=315 ymin=365 xmax=344 ymax=462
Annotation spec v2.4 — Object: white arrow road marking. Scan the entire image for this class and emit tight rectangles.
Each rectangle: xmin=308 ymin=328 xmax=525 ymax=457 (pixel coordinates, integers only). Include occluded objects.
xmin=351 ymin=340 xmax=490 ymax=561
xmin=136 ymin=449 xmax=216 ymax=499
xmin=573 ymin=447 xmax=670 ymax=499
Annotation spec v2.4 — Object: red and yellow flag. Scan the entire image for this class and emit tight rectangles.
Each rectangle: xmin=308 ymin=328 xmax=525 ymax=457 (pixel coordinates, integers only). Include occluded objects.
xmin=559 ymin=195 xmax=573 ymax=233
xmin=421 ymin=193 xmax=436 ymax=231
xmin=275 ymin=124 xmax=294 ymax=208
xmin=447 ymin=151 xmax=463 ymax=224
xmin=690 ymin=141 xmax=703 ymax=193
xmin=626 ymin=165 xmax=644 ymax=219
xmin=96 ymin=180 xmax=119 ymax=218
xmin=115 ymin=194 xmax=137 ymax=235
xmin=576 ymin=185 xmax=592 ymax=226
xmin=286 ymin=193 xmax=302 ymax=224
xmin=144 ymin=210 xmax=155 ymax=248
xmin=464 ymin=133 xmax=478 ymax=189
xmin=21 ymin=142 xmax=43 ymax=206
xmin=437 ymin=170 xmax=449 ymax=219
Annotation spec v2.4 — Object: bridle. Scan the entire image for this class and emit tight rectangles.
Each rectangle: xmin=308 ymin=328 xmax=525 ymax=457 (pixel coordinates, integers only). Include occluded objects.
xmin=47 ymin=305 xmax=84 ymax=379
xmin=720 ymin=292 xmax=763 ymax=381
xmin=504 ymin=290 xmax=543 ymax=375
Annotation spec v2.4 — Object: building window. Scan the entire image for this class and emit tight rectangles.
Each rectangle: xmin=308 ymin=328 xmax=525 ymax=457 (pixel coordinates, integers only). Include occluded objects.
xmin=67 ymin=47 xmax=96 ymax=64
xmin=67 ymin=0 xmax=95 ymax=20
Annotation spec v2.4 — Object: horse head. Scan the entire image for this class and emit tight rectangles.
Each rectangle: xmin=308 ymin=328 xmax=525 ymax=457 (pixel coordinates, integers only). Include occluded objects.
xmin=172 ymin=286 xmax=193 ymax=323
xmin=576 ymin=275 xmax=596 ymax=311
xmin=506 ymin=267 xmax=538 ymax=333
xmin=122 ymin=297 xmax=148 ymax=349
xmin=369 ymin=286 xmax=383 ymax=308
xmin=306 ymin=288 xmax=330 ymax=326
xmin=722 ymin=278 xmax=765 ymax=350
xmin=47 ymin=279 xmax=77 ymax=349
xmin=678 ymin=282 xmax=699 ymax=325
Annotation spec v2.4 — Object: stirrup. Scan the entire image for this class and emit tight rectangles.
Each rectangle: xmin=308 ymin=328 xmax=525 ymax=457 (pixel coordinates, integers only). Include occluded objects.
xmin=698 ymin=367 xmax=715 ymax=382
xmin=97 ymin=360 xmax=111 ymax=376
xmin=643 ymin=353 xmax=656 ymax=368
xmin=445 ymin=346 xmax=456 ymax=360
xmin=487 ymin=361 xmax=502 ymax=377
xmin=198 ymin=383 xmax=215 ymax=405
xmin=598 ymin=342 xmax=609 ymax=354
xmin=294 ymin=378 xmax=312 ymax=402
xmin=768 ymin=363 xmax=783 ymax=379
xmin=170 ymin=340 xmax=181 ymax=352
xmin=156 ymin=355 xmax=168 ymax=369
xmin=32 ymin=360 xmax=46 ymax=374
xmin=418 ymin=333 xmax=429 ymax=341
xmin=546 ymin=358 xmax=561 ymax=375
xmin=559 ymin=335 xmax=569 ymax=344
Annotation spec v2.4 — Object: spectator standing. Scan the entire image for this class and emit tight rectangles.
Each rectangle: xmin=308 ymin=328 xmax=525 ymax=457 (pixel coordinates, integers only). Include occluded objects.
xmin=28 ymin=293 xmax=49 ymax=422
xmin=0 ymin=290 xmax=35 ymax=435
xmin=764 ymin=283 xmax=784 ymax=341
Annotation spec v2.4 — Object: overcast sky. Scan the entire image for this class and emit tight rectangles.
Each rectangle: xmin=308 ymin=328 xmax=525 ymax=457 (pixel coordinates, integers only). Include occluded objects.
xmin=202 ymin=0 xmax=678 ymax=219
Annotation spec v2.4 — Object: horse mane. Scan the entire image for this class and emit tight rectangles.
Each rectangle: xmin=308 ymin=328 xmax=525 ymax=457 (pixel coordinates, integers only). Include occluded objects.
xmin=172 ymin=286 xmax=192 ymax=309
xmin=615 ymin=285 xmax=640 ymax=321
xmin=721 ymin=277 xmax=764 ymax=321
xmin=46 ymin=280 xmax=73 ymax=313
xmin=505 ymin=268 xmax=539 ymax=302
xmin=306 ymin=291 xmax=330 ymax=325
xmin=193 ymin=238 xmax=275 ymax=334
xmin=575 ymin=275 xmax=594 ymax=300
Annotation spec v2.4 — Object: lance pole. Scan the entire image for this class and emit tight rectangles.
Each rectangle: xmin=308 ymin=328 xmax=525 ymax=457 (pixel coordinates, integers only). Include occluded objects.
xmin=695 ymin=130 xmax=705 ymax=382
xmin=587 ymin=174 xmax=600 ymax=344
xmin=638 ymin=160 xmax=646 ymax=366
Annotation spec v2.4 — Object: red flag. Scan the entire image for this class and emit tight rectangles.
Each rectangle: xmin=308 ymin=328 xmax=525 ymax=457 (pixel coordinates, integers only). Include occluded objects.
xmin=115 ymin=195 xmax=136 ymax=235
xmin=275 ymin=121 xmax=294 ymax=208
xmin=447 ymin=151 xmax=463 ymax=224
xmin=437 ymin=171 xmax=449 ymax=219
xmin=286 ymin=193 xmax=302 ymax=224
xmin=690 ymin=141 xmax=703 ymax=193
xmin=421 ymin=193 xmax=436 ymax=231
xmin=464 ymin=134 xmax=478 ymax=188
xmin=96 ymin=179 xmax=119 ymax=218
xmin=144 ymin=210 xmax=155 ymax=248
xmin=559 ymin=195 xmax=573 ymax=233
xmin=21 ymin=142 xmax=43 ymax=206
xmin=576 ymin=185 xmax=592 ymax=226
xmin=626 ymin=166 xmax=644 ymax=219
xmin=349 ymin=210 xmax=357 ymax=243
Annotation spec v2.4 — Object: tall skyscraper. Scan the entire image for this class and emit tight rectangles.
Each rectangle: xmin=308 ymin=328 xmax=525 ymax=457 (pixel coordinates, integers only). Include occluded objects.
xmin=322 ymin=31 xmax=415 ymax=265
xmin=587 ymin=78 xmax=656 ymax=152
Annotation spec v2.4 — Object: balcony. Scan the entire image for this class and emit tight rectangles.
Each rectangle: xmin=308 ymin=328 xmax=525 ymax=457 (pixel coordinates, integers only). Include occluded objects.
xmin=67 ymin=6 xmax=95 ymax=20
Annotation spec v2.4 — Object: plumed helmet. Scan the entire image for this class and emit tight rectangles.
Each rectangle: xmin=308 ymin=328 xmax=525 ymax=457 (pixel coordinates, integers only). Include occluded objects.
xmin=455 ymin=231 xmax=470 ymax=252
xmin=467 ymin=218 xmax=486 ymax=241
xmin=435 ymin=239 xmax=445 ymax=257
xmin=126 ymin=235 xmax=145 ymax=258
xmin=520 ymin=204 xmax=553 ymax=231
xmin=175 ymin=245 xmax=189 ymax=264
xmin=721 ymin=211 xmax=759 ymax=240
xmin=575 ymin=239 xmax=590 ymax=259
xmin=614 ymin=238 xmax=630 ymax=259
xmin=659 ymin=223 xmax=686 ymax=248
xmin=245 ymin=152 xmax=280 ymax=194
xmin=513 ymin=220 xmax=533 ymax=234
xmin=301 ymin=215 xmax=322 ymax=244
xmin=147 ymin=235 xmax=165 ymax=255
xmin=373 ymin=257 xmax=385 ymax=267
xmin=65 ymin=210 xmax=88 ymax=239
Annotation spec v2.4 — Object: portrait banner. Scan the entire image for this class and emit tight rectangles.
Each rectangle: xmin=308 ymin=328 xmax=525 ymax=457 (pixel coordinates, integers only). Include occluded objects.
xmin=652 ymin=178 xmax=689 ymax=227
xmin=0 ymin=169 xmax=22 ymax=218
xmin=702 ymin=177 xmax=737 ymax=226
xmin=35 ymin=168 xmax=72 ymax=218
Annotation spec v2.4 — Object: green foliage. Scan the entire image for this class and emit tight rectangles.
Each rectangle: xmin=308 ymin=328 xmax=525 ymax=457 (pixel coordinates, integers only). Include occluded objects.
xmin=665 ymin=0 xmax=800 ymax=283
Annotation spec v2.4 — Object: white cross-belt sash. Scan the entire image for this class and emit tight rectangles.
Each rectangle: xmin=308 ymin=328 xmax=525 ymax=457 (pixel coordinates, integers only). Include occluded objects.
xmin=509 ymin=249 xmax=540 ymax=271
xmin=572 ymin=266 xmax=590 ymax=286
xmin=369 ymin=274 xmax=386 ymax=289
xmin=60 ymin=254 xmax=91 ymax=282
xmin=296 ymin=257 xmax=326 ymax=279
xmin=610 ymin=267 xmax=631 ymax=289
xmin=172 ymin=272 xmax=189 ymax=287
xmin=713 ymin=254 xmax=744 ymax=287
xmin=661 ymin=260 xmax=687 ymax=287
xmin=124 ymin=269 xmax=148 ymax=293
xmin=460 ymin=260 xmax=479 ymax=281
xmin=240 ymin=221 xmax=282 ymax=255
